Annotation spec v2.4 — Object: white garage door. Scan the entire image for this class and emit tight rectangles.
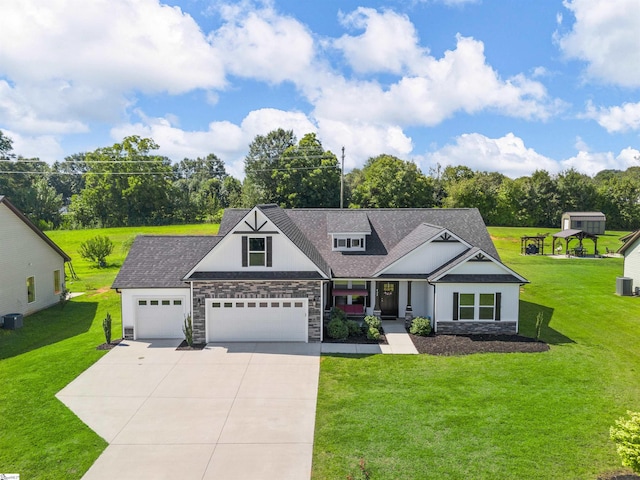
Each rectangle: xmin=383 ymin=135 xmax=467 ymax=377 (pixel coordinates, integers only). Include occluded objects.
xmin=206 ymin=298 xmax=308 ymax=342
xmin=136 ymin=298 xmax=186 ymax=339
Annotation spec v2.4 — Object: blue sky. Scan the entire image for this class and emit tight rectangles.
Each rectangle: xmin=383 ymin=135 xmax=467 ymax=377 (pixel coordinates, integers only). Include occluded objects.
xmin=0 ymin=0 xmax=639 ymax=179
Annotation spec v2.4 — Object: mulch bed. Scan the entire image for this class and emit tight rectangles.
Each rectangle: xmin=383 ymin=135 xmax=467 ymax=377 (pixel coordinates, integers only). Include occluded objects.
xmin=408 ymin=333 xmax=549 ymax=356
xmin=597 ymin=472 xmax=640 ymax=480
xmin=96 ymin=338 xmax=123 ymax=350
xmin=176 ymin=340 xmax=206 ymax=350
xmin=323 ymin=329 xmax=388 ymax=345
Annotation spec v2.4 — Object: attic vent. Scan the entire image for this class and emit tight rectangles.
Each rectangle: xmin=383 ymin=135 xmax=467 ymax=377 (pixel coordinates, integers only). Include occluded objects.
xmin=471 ymin=252 xmax=490 ymax=262
xmin=434 ymin=232 xmax=457 ymax=242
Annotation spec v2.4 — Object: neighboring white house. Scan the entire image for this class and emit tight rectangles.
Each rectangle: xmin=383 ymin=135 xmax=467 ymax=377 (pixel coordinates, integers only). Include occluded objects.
xmin=618 ymin=229 xmax=640 ymax=292
xmin=0 ymin=196 xmax=71 ymax=318
xmin=113 ymin=204 xmax=528 ymax=343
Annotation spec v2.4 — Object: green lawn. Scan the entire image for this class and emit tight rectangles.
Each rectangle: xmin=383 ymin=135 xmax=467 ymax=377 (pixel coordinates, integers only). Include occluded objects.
xmin=0 ymin=223 xmax=217 ymax=479
xmin=312 ymin=228 xmax=640 ymax=479
xmin=2 ymin=224 xmax=639 ymax=479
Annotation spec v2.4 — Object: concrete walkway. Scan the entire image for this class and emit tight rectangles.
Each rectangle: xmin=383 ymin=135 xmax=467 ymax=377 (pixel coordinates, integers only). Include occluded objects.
xmin=57 ymin=340 xmax=321 ymax=480
xmin=321 ymin=320 xmax=418 ymax=354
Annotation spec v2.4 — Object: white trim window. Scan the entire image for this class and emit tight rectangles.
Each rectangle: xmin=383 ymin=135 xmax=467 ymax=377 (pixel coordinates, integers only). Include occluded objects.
xmin=54 ymin=270 xmax=61 ymax=294
xmin=27 ymin=276 xmax=36 ymax=303
xmin=332 ymin=235 xmax=366 ymax=252
xmin=241 ymin=236 xmax=272 ymax=267
xmin=453 ymin=292 xmax=501 ymax=321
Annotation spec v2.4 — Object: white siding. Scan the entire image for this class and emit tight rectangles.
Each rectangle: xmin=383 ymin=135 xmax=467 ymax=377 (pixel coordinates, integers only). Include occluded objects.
xmin=623 ymin=239 xmax=640 ymax=289
xmin=381 ymin=242 xmax=467 ymax=275
xmin=434 ymin=283 xmax=521 ymax=323
xmin=451 ymin=261 xmax=508 ymax=275
xmin=192 ymin=211 xmax=320 ymax=273
xmin=0 ymin=204 xmax=66 ymax=317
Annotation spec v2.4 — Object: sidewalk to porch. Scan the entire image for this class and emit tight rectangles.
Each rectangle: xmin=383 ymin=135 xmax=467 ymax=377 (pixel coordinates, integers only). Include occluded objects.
xmin=321 ymin=320 xmax=418 ymax=355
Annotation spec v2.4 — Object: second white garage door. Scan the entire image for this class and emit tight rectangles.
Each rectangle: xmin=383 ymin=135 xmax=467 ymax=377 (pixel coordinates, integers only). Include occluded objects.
xmin=136 ymin=298 xmax=186 ymax=339
xmin=206 ymin=298 xmax=308 ymax=342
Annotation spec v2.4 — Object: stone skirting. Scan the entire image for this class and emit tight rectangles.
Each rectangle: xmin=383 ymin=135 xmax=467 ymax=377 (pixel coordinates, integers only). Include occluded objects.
xmin=191 ymin=280 xmax=322 ymax=344
xmin=436 ymin=321 xmax=517 ymax=335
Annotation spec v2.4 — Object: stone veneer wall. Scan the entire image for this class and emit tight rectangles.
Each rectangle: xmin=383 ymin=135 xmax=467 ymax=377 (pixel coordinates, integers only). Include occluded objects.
xmin=191 ymin=280 xmax=322 ymax=343
xmin=436 ymin=321 xmax=517 ymax=335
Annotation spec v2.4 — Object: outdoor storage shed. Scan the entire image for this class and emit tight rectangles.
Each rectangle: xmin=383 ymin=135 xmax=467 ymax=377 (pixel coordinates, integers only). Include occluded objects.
xmin=561 ymin=212 xmax=606 ymax=235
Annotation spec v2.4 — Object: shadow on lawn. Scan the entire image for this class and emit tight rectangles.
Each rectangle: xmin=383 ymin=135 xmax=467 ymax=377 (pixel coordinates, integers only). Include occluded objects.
xmin=0 ymin=300 xmax=98 ymax=361
xmin=519 ymin=300 xmax=574 ymax=345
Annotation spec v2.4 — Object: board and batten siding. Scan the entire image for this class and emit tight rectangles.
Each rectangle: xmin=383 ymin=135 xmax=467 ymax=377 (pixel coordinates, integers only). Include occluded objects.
xmin=434 ymin=283 xmax=521 ymax=324
xmin=193 ymin=227 xmax=320 ymax=272
xmin=623 ymin=239 xmax=640 ymax=290
xmin=0 ymin=203 xmax=66 ymax=317
xmin=379 ymin=242 xmax=467 ymax=275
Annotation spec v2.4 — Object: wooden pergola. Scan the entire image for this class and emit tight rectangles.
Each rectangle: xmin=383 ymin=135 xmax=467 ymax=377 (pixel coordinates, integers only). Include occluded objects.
xmin=552 ymin=229 xmax=598 ymax=257
xmin=521 ymin=234 xmax=548 ymax=255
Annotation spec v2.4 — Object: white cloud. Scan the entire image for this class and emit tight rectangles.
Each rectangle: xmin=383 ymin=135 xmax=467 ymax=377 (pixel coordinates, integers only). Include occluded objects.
xmin=111 ymin=108 xmax=317 ymax=178
xmin=422 ymin=132 xmax=559 ymax=178
xmin=0 ymin=0 xmax=224 ymax=133
xmin=211 ymin=3 xmax=315 ymax=84
xmin=560 ymin=147 xmax=640 ymax=175
xmin=334 ymin=8 xmax=428 ymax=75
xmin=557 ymin=0 xmax=640 ymax=87
xmin=2 ymin=129 xmax=64 ymax=162
xmin=319 ymin=34 xmax=562 ymax=127
xmin=422 ymin=132 xmax=640 ymax=178
xmin=584 ymin=100 xmax=640 ymax=133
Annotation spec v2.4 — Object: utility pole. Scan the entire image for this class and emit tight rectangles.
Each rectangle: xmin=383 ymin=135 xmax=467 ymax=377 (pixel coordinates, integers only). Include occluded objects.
xmin=340 ymin=146 xmax=345 ymax=209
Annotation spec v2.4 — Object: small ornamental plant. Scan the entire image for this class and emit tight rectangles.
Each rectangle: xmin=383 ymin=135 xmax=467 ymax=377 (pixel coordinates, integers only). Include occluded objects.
xmin=409 ymin=317 xmax=432 ymax=336
xmin=363 ymin=315 xmax=381 ymax=331
xmin=102 ymin=312 xmax=112 ymax=345
xmin=183 ymin=314 xmax=194 ymax=347
xmin=79 ymin=235 xmax=114 ymax=268
xmin=610 ymin=411 xmax=640 ymax=473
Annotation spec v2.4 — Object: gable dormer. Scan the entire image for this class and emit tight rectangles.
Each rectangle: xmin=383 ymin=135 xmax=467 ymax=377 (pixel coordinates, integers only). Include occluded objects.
xmin=327 ymin=211 xmax=371 ymax=252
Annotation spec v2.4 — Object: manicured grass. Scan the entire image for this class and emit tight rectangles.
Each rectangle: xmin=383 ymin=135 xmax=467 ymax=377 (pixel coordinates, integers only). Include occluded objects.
xmin=0 ymin=223 xmax=218 ymax=479
xmin=312 ymin=228 xmax=640 ymax=479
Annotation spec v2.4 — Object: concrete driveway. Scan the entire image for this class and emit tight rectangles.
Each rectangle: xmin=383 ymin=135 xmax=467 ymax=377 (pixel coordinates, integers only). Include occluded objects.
xmin=56 ymin=339 xmax=321 ymax=480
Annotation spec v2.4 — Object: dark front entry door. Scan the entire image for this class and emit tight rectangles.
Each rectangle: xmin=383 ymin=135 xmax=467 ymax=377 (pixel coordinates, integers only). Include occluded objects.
xmin=377 ymin=281 xmax=399 ymax=318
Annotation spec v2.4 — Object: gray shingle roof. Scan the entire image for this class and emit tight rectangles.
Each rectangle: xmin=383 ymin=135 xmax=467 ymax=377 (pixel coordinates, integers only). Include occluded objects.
xmin=286 ymin=208 xmax=500 ymax=278
xmin=112 ymin=235 xmax=221 ymax=289
xmin=326 ymin=211 xmax=371 ymax=234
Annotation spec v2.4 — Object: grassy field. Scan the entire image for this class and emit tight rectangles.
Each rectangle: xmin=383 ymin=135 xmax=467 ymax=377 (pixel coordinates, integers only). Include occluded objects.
xmin=312 ymin=227 xmax=640 ymax=479
xmin=1 ymin=223 xmax=639 ymax=479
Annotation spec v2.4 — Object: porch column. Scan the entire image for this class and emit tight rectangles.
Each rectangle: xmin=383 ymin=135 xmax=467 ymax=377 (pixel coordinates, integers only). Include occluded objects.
xmin=373 ymin=281 xmax=381 ymax=318
xmin=404 ymin=280 xmax=414 ymax=328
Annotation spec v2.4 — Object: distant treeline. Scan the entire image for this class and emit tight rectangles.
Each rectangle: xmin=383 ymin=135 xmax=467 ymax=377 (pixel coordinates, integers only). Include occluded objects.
xmin=1 ymin=129 xmax=638 ymax=230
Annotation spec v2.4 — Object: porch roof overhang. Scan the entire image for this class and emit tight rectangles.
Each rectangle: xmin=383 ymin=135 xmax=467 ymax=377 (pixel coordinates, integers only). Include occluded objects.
xmin=185 ymin=271 xmax=324 ymax=281
xmin=332 ymin=288 xmax=368 ymax=296
xmin=429 ymin=274 xmax=526 ymax=283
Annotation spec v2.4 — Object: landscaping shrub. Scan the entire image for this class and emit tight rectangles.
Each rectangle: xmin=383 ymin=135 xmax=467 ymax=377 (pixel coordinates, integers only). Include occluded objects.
xmin=330 ymin=306 xmax=347 ymax=322
xmin=327 ymin=318 xmax=349 ymax=339
xmin=410 ymin=316 xmax=432 ymax=336
xmin=367 ymin=326 xmax=381 ymax=340
xmin=346 ymin=319 xmax=362 ymax=337
xmin=364 ymin=315 xmax=381 ymax=331
xmin=102 ymin=312 xmax=112 ymax=344
xmin=610 ymin=411 xmax=640 ymax=473
xmin=183 ymin=314 xmax=193 ymax=347
xmin=79 ymin=235 xmax=114 ymax=268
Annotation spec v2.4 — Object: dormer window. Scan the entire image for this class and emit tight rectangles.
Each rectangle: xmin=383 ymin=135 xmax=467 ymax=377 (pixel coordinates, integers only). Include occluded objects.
xmin=332 ymin=235 xmax=365 ymax=251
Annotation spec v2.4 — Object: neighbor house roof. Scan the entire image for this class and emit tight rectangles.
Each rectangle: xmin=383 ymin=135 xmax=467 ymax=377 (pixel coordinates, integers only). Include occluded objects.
xmin=618 ymin=229 xmax=640 ymax=255
xmin=112 ymin=235 xmax=222 ymax=289
xmin=0 ymin=195 xmax=71 ymax=262
xmin=563 ymin=211 xmax=606 ymax=220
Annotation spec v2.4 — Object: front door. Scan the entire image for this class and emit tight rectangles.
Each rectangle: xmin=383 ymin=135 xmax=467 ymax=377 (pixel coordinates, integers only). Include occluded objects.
xmin=377 ymin=281 xmax=398 ymax=318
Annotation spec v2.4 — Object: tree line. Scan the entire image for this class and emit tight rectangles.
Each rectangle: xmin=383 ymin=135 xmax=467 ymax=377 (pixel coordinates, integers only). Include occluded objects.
xmin=1 ymin=129 xmax=639 ymax=231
